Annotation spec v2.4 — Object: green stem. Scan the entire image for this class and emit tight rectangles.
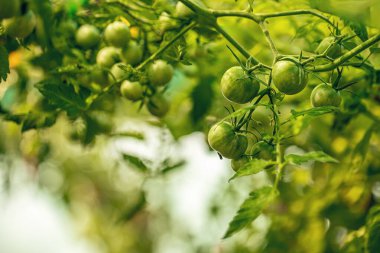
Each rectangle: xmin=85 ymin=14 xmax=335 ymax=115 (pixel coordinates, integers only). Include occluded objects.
xmin=213 ymin=24 xmax=258 ymax=63
xmin=310 ymin=33 xmax=380 ymax=72
xmin=259 ymin=22 xmax=278 ymax=57
xmin=136 ymin=22 xmax=196 ymax=70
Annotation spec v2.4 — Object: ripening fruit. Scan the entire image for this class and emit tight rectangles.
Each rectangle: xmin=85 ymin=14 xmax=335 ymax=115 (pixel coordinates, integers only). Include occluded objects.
xmin=104 ymin=21 xmax=131 ymax=48
xmin=175 ymin=0 xmax=206 ymax=19
xmin=75 ymin=24 xmax=101 ymax=48
xmin=109 ymin=63 xmax=128 ymax=83
xmin=0 ymin=0 xmax=20 ymax=19
xmin=147 ymin=94 xmax=170 ymax=117
xmin=207 ymin=121 xmax=248 ymax=159
xmin=272 ymin=60 xmax=308 ymax=95
xmin=122 ymin=41 xmax=143 ymax=66
xmin=231 ymin=156 xmax=250 ymax=172
xmin=120 ymin=80 xmax=144 ymax=101
xmin=148 ymin=60 xmax=174 ymax=86
xmin=221 ymin=66 xmax=260 ymax=104
xmin=2 ymin=10 xmax=36 ymax=39
xmin=315 ymin=36 xmax=342 ymax=58
xmin=159 ymin=12 xmax=177 ymax=33
xmin=310 ymin=84 xmax=342 ymax=107
xmin=96 ymin=47 xmax=120 ymax=68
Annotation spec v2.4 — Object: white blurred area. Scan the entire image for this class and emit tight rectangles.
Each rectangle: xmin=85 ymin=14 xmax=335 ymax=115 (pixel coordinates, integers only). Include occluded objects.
xmin=0 ymin=129 xmax=233 ymax=253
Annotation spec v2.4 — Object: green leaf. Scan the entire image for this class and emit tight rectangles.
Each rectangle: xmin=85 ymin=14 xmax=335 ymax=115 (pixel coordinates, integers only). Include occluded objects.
xmin=190 ymin=76 xmax=215 ymax=123
xmin=351 ymin=124 xmax=374 ymax=167
xmin=122 ymin=154 xmax=149 ymax=173
xmin=0 ymin=46 xmax=10 ymax=83
xmin=285 ymin=151 xmax=338 ymax=165
xmin=229 ymin=159 xmax=276 ymax=181
xmin=289 ymin=106 xmax=338 ymax=119
xmin=35 ymin=80 xmax=87 ymax=117
xmin=366 ymin=205 xmax=380 ymax=253
xmin=223 ymin=186 xmax=275 ymax=238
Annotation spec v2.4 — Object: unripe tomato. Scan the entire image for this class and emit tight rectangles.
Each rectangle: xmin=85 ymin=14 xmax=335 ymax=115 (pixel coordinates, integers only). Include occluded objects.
xmin=159 ymin=12 xmax=177 ymax=33
xmin=120 ymin=80 xmax=144 ymax=101
xmin=221 ymin=66 xmax=260 ymax=104
xmin=104 ymin=21 xmax=131 ymax=48
xmin=75 ymin=24 xmax=100 ymax=48
xmin=310 ymin=83 xmax=341 ymax=107
xmin=231 ymin=156 xmax=250 ymax=172
xmin=2 ymin=10 xmax=36 ymax=39
xmin=315 ymin=36 xmax=342 ymax=58
xmin=147 ymin=94 xmax=170 ymax=117
xmin=272 ymin=60 xmax=308 ymax=95
xmin=109 ymin=63 xmax=128 ymax=83
xmin=0 ymin=0 xmax=20 ymax=19
xmin=96 ymin=47 xmax=120 ymax=68
xmin=207 ymin=122 xmax=248 ymax=159
xmin=122 ymin=41 xmax=143 ymax=66
xmin=148 ymin=60 xmax=174 ymax=87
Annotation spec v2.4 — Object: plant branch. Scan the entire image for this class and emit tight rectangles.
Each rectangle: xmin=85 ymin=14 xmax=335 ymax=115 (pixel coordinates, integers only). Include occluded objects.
xmin=310 ymin=33 xmax=380 ymax=72
xmin=136 ymin=22 xmax=196 ymax=70
xmin=259 ymin=22 xmax=278 ymax=57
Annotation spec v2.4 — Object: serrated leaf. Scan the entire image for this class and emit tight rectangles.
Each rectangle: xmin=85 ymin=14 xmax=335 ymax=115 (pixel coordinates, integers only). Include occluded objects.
xmin=290 ymin=106 xmax=338 ymax=119
xmin=223 ymin=186 xmax=275 ymax=238
xmin=229 ymin=159 xmax=276 ymax=181
xmin=122 ymin=154 xmax=149 ymax=173
xmin=35 ymin=80 xmax=87 ymax=117
xmin=0 ymin=46 xmax=10 ymax=83
xmin=285 ymin=151 xmax=338 ymax=165
xmin=366 ymin=205 xmax=380 ymax=253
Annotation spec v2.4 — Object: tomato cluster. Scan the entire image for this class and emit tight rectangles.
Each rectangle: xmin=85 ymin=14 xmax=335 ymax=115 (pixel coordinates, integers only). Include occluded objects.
xmin=71 ymin=20 xmax=174 ymax=117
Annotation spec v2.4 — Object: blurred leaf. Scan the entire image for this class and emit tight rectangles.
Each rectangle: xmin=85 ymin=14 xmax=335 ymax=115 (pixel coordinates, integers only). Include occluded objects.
xmin=122 ymin=154 xmax=149 ymax=173
xmin=0 ymin=46 xmax=9 ymax=83
xmin=21 ymin=112 xmax=57 ymax=132
xmin=285 ymin=151 xmax=338 ymax=165
xmin=366 ymin=205 xmax=380 ymax=253
xmin=224 ymin=186 xmax=275 ymax=238
xmin=35 ymin=80 xmax=87 ymax=117
xmin=118 ymin=192 xmax=146 ymax=222
xmin=161 ymin=160 xmax=186 ymax=174
xmin=229 ymin=159 xmax=276 ymax=181
xmin=351 ymin=124 xmax=374 ymax=167
xmin=190 ymin=76 xmax=215 ymax=123
xmin=345 ymin=20 xmax=369 ymax=41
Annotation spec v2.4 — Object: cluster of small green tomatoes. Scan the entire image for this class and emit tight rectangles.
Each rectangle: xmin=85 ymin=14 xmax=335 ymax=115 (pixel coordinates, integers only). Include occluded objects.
xmin=74 ymin=20 xmax=174 ymax=118
xmin=208 ymin=36 xmax=343 ymax=171
xmin=0 ymin=0 xmax=36 ymax=39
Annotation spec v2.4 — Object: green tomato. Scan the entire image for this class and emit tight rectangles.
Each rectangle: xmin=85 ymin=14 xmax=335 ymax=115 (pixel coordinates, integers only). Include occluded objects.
xmin=122 ymin=41 xmax=143 ymax=66
xmin=159 ymin=12 xmax=177 ymax=33
xmin=120 ymin=80 xmax=144 ymax=101
xmin=315 ymin=36 xmax=342 ymax=59
xmin=272 ymin=59 xmax=308 ymax=95
xmin=96 ymin=47 xmax=120 ymax=68
xmin=221 ymin=66 xmax=260 ymax=104
xmin=148 ymin=60 xmax=174 ymax=87
xmin=109 ymin=63 xmax=128 ymax=83
xmin=147 ymin=94 xmax=170 ymax=117
xmin=104 ymin=21 xmax=130 ymax=48
xmin=0 ymin=0 xmax=20 ymax=19
xmin=310 ymin=83 xmax=342 ymax=107
xmin=207 ymin=121 xmax=248 ymax=159
xmin=75 ymin=24 xmax=100 ymax=48
xmin=231 ymin=156 xmax=250 ymax=172
xmin=3 ymin=10 xmax=36 ymax=39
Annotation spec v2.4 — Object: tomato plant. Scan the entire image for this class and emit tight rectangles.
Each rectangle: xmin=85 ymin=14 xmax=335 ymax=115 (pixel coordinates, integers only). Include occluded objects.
xmin=0 ymin=0 xmax=380 ymax=252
